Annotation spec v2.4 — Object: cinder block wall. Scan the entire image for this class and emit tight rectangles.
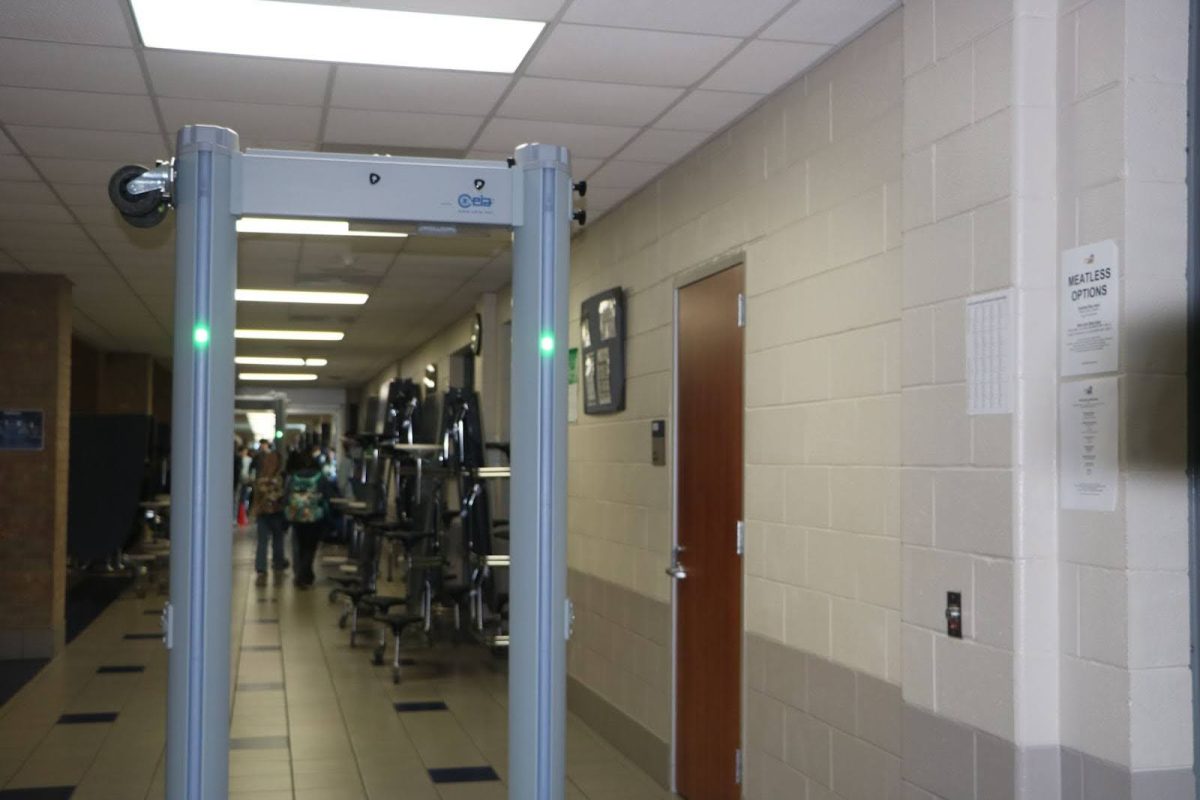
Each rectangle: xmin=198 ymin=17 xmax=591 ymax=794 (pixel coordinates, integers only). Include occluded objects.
xmin=363 ymin=1 xmax=1193 ymax=796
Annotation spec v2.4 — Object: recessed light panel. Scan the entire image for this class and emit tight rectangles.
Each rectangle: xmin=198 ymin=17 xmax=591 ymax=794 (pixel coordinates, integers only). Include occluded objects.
xmin=236 ymin=289 xmax=368 ymax=305
xmin=130 ymin=0 xmax=544 ymax=73
xmin=239 ymin=373 xmax=318 ymax=382
xmin=235 ymin=329 xmax=344 ymax=341
xmin=236 ymin=218 xmax=409 ymax=238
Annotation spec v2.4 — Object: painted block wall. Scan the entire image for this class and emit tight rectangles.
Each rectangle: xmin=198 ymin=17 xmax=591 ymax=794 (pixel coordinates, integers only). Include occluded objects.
xmin=359 ymin=0 xmax=1194 ymax=796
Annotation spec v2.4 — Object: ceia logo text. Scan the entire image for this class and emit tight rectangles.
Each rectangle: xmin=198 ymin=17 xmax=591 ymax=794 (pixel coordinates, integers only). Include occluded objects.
xmin=457 ymin=193 xmax=493 ymax=210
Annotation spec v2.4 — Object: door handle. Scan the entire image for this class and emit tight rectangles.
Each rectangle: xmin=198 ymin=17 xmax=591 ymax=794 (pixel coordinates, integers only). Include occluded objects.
xmin=665 ymin=563 xmax=687 ymax=580
xmin=666 ymin=544 xmax=687 ymax=581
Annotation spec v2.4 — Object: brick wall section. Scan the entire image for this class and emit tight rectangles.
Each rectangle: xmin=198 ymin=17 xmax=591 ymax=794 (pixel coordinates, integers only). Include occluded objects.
xmin=152 ymin=362 xmax=171 ymax=426
xmin=0 ymin=273 xmax=70 ymax=659
xmin=70 ymin=337 xmax=103 ymax=415
xmin=98 ymin=352 xmax=153 ymax=415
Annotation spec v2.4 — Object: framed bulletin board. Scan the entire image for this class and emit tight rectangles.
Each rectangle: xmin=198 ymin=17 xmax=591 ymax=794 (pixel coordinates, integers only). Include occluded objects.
xmin=580 ymin=287 xmax=625 ymax=415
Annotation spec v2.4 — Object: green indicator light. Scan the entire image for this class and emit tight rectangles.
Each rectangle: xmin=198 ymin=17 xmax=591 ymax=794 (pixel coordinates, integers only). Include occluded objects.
xmin=275 ymin=430 xmax=283 ymax=440
xmin=539 ymin=333 xmax=555 ymax=355
xmin=193 ymin=326 xmax=210 ymax=347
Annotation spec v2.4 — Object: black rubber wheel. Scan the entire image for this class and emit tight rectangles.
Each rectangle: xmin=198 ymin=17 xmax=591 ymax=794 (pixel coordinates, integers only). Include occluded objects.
xmin=121 ymin=204 xmax=168 ymax=229
xmin=109 ymin=164 xmax=161 ymax=217
xmin=337 ymin=613 xmax=348 ymax=630
xmin=392 ymin=671 xmax=400 ymax=685
xmin=372 ymin=648 xmax=384 ymax=666
xmin=328 ymin=589 xmax=338 ymax=603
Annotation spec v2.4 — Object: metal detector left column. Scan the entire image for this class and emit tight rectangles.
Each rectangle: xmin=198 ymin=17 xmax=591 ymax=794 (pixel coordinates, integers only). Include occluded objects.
xmin=166 ymin=124 xmax=238 ymax=800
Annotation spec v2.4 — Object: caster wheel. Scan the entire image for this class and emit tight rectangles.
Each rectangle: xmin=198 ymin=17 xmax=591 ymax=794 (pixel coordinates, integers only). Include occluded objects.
xmin=372 ymin=648 xmax=384 ymax=666
xmin=337 ymin=613 xmax=348 ymax=630
xmin=328 ymin=589 xmax=338 ymax=604
xmin=109 ymin=164 xmax=160 ymax=217
xmin=120 ymin=203 xmax=168 ymax=228
xmin=392 ymin=672 xmax=401 ymax=685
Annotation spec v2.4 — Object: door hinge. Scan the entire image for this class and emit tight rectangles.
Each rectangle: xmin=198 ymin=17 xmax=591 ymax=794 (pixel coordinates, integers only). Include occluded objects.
xmin=736 ymin=293 xmax=746 ymax=327
xmin=736 ymin=520 xmax=745 ymax=556
xmin=735 ymin=748 xmax=743 ymax=785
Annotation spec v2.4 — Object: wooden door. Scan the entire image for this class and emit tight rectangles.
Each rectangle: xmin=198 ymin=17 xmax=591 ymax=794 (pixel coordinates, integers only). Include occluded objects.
xmin=675 ymin=264 xmax=744 ymax=799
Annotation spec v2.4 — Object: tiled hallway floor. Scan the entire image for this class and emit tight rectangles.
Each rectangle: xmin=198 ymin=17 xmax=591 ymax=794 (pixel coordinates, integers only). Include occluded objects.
xmin=0 ymin=531 xmax=675 ymax=799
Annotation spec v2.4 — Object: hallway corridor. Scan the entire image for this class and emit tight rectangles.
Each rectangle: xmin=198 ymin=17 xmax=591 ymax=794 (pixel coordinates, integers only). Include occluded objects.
xmin=0 ymin=533 xmax=672 ymax=799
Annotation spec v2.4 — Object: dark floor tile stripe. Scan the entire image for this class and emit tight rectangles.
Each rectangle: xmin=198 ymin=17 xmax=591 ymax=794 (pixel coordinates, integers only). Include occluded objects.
xmin=394 ymin=701 xmax=448 ymax=713
xmin=241 ymin=644 xmax=281 ymax=651
xmin=58 ymin=712 xmax=118 ymax=724
xmin=229 ymin=735 xmax=289 ymax=750
xmin=97 ymin=665 xmax=144 ymax=674
xmin=237 ymin=682 xmax=284 ymax=692
xmin=123 ymin=633 xmax=161 ymax=640
xmin=143 ymin=609 xmax=163 ymax=616
xmin=428 ymin=766 xmax=499 ymax=784
xmin=0 ymin=788 xmax=75 ymax=799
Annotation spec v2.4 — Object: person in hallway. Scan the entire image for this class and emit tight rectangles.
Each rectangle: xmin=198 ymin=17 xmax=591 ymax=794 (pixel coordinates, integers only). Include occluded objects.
xmin=284 ymin=450 xmax=337 ymax=589
xmin=251 ymin=445 xmax=289 ymax=587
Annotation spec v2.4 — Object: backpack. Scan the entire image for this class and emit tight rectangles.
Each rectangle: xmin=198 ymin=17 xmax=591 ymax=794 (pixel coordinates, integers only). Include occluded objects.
xmin=285 ymin=473 xmax=326 ymax=523
xmin=253 ymin=474 xmax=284 ymax=515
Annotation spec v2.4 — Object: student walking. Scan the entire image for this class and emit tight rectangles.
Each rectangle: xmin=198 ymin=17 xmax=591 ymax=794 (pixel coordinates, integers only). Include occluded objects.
xmin=284 ymin=451 xmax=337 ymax=589
xmin=251 ymin=447 xmax=289 ymax=586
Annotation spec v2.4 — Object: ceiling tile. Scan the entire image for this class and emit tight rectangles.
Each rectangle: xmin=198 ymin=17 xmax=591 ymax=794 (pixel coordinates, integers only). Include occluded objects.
xmin=146 ymin=51 xmax=332 ymax=106
xmin=654 ymin=89 xmax=763 ymax=132
xmin=701 ymin=40 xmax=830 ymax=94
xmin=0 ymin=39 xmax=147 ymax=94
xmin=528 ymin=24 xmax=740 ymax=87
xmin=499 ymin=78 xmax=682 ymax=127
xmin=467 ymin=149 xmax=601 ymax=177
xmin=587 ymin=160 xmax=666 ymax=190
xmin=761 ymin=0 xmax=898 ymax=44
xmin=324 ymin=109 xmax=483 ymax=150
xmin=30 ymin=157 xmax=130 ymax=185
xmin=0 ymin=0 xmax=132 ymax=46
xmin=564 ymin=0 xmax=791 ymax=36
xmin=391 ymin=253 xmax=490 ymax=280
xmin=6 ymin=126 xmax=167 ymax=162
xmin=0 ymin=179 xmax=58 ymax=205
xmin=0 ymin=202 xmax=71 ymax=223
xmin=158 ymin=98 xmax=323 ymax=142
xmin=346 ymin=0 xmax=564 ymax=21
xmin=616 ymin=129 xmax=709 ymax=164
xmin=332 ymin=66 xmax=509 ymax=114
xmin=474 ymin=118 xmax=637 ymax=159
xmin=0 ymin=155 xmax=38 ymax=181
xmin=0 ymin=86 xmax=159 ymax=133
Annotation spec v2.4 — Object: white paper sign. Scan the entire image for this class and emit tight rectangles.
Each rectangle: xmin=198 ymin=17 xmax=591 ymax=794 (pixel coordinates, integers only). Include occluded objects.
xmin=1059 ymin=377 xmax=1119 ymax=511
xmin=966 ymin=290 xmax=1012 ymax=415
xmin=1060 ymin=240 xmax=1119 ymax=376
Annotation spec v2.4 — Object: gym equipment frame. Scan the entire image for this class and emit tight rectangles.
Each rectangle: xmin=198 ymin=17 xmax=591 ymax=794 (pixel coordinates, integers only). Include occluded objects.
xmin=110 ymin=125 xmax=577 ymax=800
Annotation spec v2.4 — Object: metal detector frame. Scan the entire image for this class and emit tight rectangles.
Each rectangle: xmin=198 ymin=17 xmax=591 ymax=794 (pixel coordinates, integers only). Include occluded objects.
xmin=162 ymin=125 xmax=570 ymax=799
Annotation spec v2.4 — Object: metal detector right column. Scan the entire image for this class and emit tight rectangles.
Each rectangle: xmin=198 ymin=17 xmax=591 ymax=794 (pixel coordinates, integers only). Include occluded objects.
xmin=508 ymin=143 xmax=571 ymax=800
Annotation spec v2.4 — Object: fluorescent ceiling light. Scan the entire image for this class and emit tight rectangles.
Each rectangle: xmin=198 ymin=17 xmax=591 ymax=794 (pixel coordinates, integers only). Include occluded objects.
xmin=235 ymin=329 xmax=344 ymax=341
xmin=236 ymin=217 xmax=408 ymax=238
xmin=239 ymin=373 xmax=319 ymax=382
xmin=235 ymin=356 xmax=328 ymax=366
xmin=130 ymin=0 xmax=543 ymax=73
xmin=236 ymin=289 xmax=368 ymax=305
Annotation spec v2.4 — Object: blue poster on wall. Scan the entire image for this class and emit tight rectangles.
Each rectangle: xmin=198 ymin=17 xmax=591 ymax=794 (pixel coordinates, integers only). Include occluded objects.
xmin=0 ymin=410 xmax=44 ymax=451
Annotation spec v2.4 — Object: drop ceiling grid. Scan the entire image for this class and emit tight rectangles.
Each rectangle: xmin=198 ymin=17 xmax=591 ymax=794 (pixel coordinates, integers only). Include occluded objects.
xmin=0 ymin=0 xmax=897 ymax=382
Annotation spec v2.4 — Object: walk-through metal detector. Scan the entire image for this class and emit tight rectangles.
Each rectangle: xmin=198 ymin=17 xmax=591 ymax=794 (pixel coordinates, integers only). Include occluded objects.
xmin=111 ymin=125 xmax=573 ymax=799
